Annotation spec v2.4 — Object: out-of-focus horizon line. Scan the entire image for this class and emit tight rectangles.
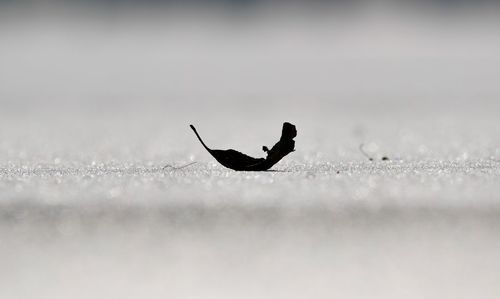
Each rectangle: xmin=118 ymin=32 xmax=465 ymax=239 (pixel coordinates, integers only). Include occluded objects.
xmin=2 ymin=0 xmax=500 ymax=12
xmin=1 ymin=0 xmax=500 ymax=5
xmin=2 ymin=0 xmax=500 ymax=25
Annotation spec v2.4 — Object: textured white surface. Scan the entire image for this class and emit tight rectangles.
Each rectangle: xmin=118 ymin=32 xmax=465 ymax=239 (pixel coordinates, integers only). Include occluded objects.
xmin=1 ymin=116 xmax=500 ymax=299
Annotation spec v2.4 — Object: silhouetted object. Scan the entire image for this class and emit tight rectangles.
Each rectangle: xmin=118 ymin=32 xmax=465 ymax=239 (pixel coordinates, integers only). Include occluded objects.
xmin=359 ymin=143 xmax=390 ymax=161
xmin=162 ymin=162 xmax=197 ymax=171
xmin=359 ymin=144 xmax=374 ymax=161
xmin=190 ymin=122 xmax=297 ymax=171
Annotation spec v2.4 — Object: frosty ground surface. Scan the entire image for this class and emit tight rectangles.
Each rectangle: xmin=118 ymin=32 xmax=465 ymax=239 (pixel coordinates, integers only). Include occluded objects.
xmin=1 ymin=114 xmax=500 ymax=299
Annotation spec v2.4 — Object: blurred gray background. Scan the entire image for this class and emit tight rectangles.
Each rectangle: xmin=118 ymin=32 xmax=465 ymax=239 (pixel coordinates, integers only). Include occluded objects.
xmin=1 ymin=0 xmax=500 ymax=161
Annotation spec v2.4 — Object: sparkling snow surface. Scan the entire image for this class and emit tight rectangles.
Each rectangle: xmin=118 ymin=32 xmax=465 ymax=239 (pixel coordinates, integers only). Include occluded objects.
xmin=1 ymin=10 xmax=500 ymax=299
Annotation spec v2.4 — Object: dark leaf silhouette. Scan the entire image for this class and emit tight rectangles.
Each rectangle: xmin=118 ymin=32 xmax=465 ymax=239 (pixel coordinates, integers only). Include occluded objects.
xmin=190 ymin=122 xmax=297 ymax=171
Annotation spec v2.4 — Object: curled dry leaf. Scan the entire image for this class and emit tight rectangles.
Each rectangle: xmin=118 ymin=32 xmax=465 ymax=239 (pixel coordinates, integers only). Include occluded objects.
xmin=190 ymin=122 xmax=297 ymax=171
